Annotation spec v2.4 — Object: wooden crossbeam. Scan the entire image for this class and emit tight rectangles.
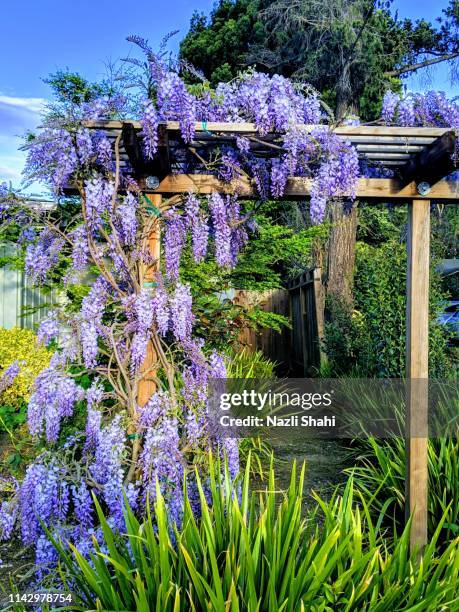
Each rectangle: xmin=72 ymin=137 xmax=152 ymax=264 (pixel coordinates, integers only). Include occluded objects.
xmin=401 ymin=130 xmax=457 ymax=187
xmin=84 ymin=119 xmax=450 ymax=139
xmin=141 ymin=174 xmax=459 ymax=201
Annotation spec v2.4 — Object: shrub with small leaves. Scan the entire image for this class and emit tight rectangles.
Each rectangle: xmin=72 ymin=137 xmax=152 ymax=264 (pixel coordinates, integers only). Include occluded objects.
xmin=0 ymin=327 xmax=52 ymax=407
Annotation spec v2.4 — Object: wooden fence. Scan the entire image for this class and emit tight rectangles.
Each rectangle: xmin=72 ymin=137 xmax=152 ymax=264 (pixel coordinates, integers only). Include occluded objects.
xmin=233 ymin=269 xmax=325 ymax=374
xmin=233 ymin=289 xmax=291 ymax=371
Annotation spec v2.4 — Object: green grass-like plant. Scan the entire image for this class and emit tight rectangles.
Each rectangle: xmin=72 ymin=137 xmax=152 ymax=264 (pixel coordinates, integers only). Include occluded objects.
xmin=350 ymin=436 xmax=459 ymax=544
xmin=47 ymin=455 xmax=459 ymax=611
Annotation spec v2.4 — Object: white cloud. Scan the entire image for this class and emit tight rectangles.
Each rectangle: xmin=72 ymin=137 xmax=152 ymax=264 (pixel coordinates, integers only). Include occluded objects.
xmin=0 ymin=95 xmax=47 ymax=115
xmin=0 ymin=94 xmax=48 ymax=189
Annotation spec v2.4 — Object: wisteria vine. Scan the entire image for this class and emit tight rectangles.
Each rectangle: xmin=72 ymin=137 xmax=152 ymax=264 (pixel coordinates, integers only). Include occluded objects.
xmin=3 ymin=37 xmax=457 ymax=580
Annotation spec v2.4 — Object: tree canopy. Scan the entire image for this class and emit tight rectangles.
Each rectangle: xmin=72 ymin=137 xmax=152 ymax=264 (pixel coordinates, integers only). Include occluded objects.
xmin=180 ymin=0 xmax=459 ymax=120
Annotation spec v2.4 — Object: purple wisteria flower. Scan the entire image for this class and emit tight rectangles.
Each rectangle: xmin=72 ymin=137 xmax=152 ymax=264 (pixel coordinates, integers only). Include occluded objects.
xmin=76 ymin=128 xmax=94 ymax=164
xmin=152 ymin=281 xmax=170 ymax=337
xmin=69 ymin=225 xmax=89 ymax=272
xmin=19 ymin=460 xmax=64 ymax=543
xmin=25 ymin=229 xmax=64 ymax=284
xmin=0 ymin=361 xmax=21 ymax=395
xmin=37 ymin=312 xmax=60 ymax=346
xmin=141 ymin=100 xmax=159 ymax=158
xmin=381 ymin=91 xmax=400 ymax=124
xmin=71 ymin=481 xmax=94 ymax=532
xmin=80 ymin=276 xmax=110 ymax=368
xmin=23 ymin=128 xmax=78 ymax=192
xmin=123 ymin=289 xmax=155 ymax=372
xmin=84 ymin=176 xmax=115 ymax=231
xmin=170 ymin=282 xmax=194 ymax=342
xmin=0 ymin=499 xmax=17 ymax=541
xmin=117 ymin=192 xmax=138 ymax=246
xmin=140 ymin=413 xmax=184 ymax=526
xmin=27 ymin=367 xmax=85 ymax=442
xmin=90 ymin=415 xmax=126 ymax=528
xmin=96 ymin=135 xmax=113 ymax=169
xmin=209 ymin=193 xmax=232 ymax=267
xmin=157 ymin=72 xmax=196 ymax=143
xmin=185 ymin=194 xmax=209 ymax=263
xmin=139 ymin=390 xmax=170 ymax=427
xmin=164 ymin=209 xmax=187 ymax=280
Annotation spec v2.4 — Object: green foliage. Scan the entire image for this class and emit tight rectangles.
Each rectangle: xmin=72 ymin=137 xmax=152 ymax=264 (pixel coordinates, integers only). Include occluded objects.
xmin=0 ymin=327 xmax=52 ymax=408
xmin=324 ymin=240 xmax=456 ymax=377
xmin=226 ymin=347 xmax=276 ymax=378
xmin=356 ymin=205 xmax=407 ymax=246
xmin=231 ymin=213 xmax=326 ymax=290
xmin=51 ymin=456 xmax=459 ymax=611
xmin=43 ymin=70 xmax=113 ymax=105
xmin=180 ymin=1 xmax=265 ymax=86
xmin=350 ymin=436 xmax=459 ymax=544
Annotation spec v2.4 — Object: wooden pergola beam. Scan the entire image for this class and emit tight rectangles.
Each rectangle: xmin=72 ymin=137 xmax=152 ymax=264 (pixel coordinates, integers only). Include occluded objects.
xmin=401 ymin=131 xmax=457 ymax=187
xmin=140 ymin=174 xmax=459 ymax=201
xmin=121 ymin=122 xmax=145 ymax=174
xmin=84 ymin=119 xmax=450 ymax=138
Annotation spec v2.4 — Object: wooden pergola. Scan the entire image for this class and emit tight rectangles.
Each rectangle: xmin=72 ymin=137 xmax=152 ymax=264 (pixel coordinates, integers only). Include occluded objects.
xmin=82 ymin=120 xmax=459 ymax=552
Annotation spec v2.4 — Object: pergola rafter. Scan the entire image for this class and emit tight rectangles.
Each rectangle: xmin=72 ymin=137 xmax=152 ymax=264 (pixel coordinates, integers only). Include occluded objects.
xmin=84 ymin=120 xmax=459 ymax=199
xmin=75 ymin=120 xmax=459 ymax=553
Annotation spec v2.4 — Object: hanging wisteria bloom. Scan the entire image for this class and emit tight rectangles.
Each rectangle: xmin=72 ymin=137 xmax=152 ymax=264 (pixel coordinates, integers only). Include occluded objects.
xmin=37 ymin=312 xmax=60 ymax=346
xmin=209 ymin=193 xmax=232 ymax=267
xmin=141 ymin=100 xmax=159 ymax=158
xmin=84 ymin=176 xmax=115 ymax=231
xmin=164 ymin=208 xmax=187 ymax=280
xmin=79 ymin=275 xmax=110 ymax=368
xmin=117 ymin=192 xmax=138 ymax=246
xmin=96 ymin=135 xmax=113 ymax=169
xmin=25 ymin=229 xmax=64 ymax=284
xmin=69 ymin=225 xmax=89 ymax=272
xmin=185 ymin=193 xmax=209 ymax=263
xmin=152 ymin=280 xmax=170 ymax=337
xmin=27 ymin=367 xmax=85 ymax=442
xmin=380 ymin=90 xmax=459 ymax=129
xmin=170 ymin=282 xmax=194 ymax=342
xmin=0 ymin=361 xmax=21 ymax=394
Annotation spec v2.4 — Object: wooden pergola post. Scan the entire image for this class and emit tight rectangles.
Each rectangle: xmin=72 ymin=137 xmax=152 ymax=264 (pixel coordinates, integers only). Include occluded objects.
xmin=405 ymin=198 xmax=430 ymax=551
xmin=138 ymin=193 xmax=162 ymax=408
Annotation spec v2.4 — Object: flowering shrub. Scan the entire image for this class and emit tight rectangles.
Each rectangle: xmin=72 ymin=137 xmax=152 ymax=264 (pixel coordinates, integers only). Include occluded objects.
xmin=0 ymin=327 xmax=52 ymax=407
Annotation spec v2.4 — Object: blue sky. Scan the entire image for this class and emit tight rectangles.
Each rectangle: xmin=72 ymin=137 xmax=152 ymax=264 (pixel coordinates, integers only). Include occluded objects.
xmin=0 ymin=0 xmax=457 ymax=190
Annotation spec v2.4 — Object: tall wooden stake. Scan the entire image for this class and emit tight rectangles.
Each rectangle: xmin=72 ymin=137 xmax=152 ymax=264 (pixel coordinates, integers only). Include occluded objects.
xmin=405 ymin=198 xmax=430 ymax=552
xmin=138 ymin=194 xmax=162 ymax=408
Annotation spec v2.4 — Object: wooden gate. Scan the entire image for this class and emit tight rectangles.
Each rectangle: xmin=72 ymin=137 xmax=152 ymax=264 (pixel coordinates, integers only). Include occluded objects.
xmin=287 ymin=268 xmax=325 ymax=375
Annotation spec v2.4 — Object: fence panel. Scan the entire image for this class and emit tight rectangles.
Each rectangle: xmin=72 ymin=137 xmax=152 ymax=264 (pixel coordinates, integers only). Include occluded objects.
xmin=0 ymin=244 xmax=58 ymax=330
xmin=234 ymin=289 xmax=291 ymax=370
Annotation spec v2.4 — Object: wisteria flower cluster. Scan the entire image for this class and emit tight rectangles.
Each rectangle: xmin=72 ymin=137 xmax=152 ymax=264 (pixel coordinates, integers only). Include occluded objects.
xmin=136 ymin=61 xmax=360 ymax=223
xmin=164 ymin=192 xmax=249 ymax=276
xmin=0 ymin=134 xmax=241 ymax=577
xmin=381 ymin=90 xmax=459 ymax=129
